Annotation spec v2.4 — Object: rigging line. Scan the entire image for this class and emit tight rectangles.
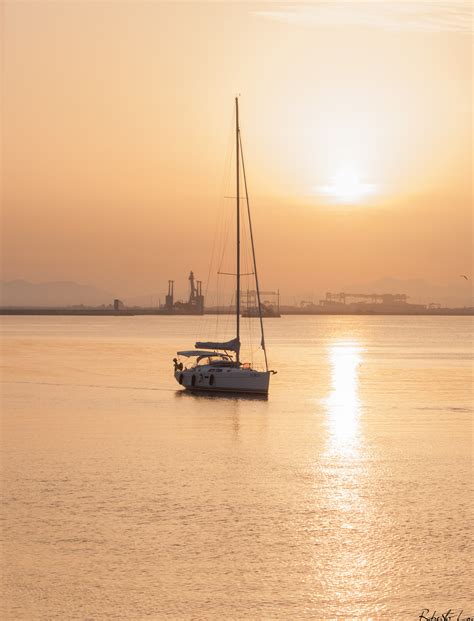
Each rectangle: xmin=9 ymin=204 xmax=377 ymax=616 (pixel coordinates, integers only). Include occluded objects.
xmin=205 ymin=106 xmax=235 ymax=340
xmin=220 ymin=290 xmax=234 ymax=341
xmin=208 ymin=107 xmax=233 ymax=302
xmin=239 ymin=129 xmax=269 ymax=372
xmin=217 ymin=112 xmax=237 ymax=277
xmin=242 ymin=209 xmax=255 ymax=364
xmin=213 ymin=109 xmax=235 ymax=289
xmin=245 ymin=194 xmax=260 ymax=367
xmin=217 ymin=197 xmax=233 ymax=274
xmin=246 ymin=279 xmax=255 ymax=367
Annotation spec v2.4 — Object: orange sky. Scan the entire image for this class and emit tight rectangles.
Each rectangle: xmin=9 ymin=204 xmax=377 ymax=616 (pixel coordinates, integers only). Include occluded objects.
xmin=1 ymin=1 xmax=472 ymax=300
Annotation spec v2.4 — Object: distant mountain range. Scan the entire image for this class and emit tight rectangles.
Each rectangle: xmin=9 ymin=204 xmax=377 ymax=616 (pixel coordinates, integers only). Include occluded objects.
xmin=0 ymin=277 xmax=471 ymax=308
xmin=0 ymin=280 xmax=113 ymax=307
xmin=339 ymin=277 xmax=473 ymax=307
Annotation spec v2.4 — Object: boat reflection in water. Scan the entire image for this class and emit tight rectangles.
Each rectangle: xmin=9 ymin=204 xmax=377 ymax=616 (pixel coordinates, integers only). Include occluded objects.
xmin=324 ymin=341 xmax=363 ymax=456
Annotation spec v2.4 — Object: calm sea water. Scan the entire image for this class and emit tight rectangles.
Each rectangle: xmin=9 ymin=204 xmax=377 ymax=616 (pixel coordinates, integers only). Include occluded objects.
xmin=1 ymin=315 xmax=472 ymax=620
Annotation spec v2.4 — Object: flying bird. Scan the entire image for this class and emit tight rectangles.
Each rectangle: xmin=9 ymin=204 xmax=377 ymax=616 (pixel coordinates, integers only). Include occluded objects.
xmin=460 ymin=275 xmax=469 ymax=280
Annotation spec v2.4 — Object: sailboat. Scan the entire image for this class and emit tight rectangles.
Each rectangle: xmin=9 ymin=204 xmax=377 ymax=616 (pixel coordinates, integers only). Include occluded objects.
xmin=173 ymin=98 xmax=275 ymax=395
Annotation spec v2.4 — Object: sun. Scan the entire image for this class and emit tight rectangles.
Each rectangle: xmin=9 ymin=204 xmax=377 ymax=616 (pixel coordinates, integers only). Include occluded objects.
xmin=317 ymin=168 xmax=376 ymax=204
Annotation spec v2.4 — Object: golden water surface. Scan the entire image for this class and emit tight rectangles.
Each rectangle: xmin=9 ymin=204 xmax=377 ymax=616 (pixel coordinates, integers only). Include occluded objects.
xmin=1 ymin=315 xmax=472 ymax=619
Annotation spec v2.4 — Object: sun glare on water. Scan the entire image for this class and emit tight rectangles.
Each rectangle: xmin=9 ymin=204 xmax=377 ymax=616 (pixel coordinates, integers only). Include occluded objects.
xmin=325 ymin=342 xmax=363 ymax=452
xmin=317 ymin=168 xmax=376 ymax=204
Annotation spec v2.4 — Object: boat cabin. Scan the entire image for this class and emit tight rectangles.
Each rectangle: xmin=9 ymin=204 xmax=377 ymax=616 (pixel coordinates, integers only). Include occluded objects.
xmin=175 ymin=350 xmax=236 ymax=370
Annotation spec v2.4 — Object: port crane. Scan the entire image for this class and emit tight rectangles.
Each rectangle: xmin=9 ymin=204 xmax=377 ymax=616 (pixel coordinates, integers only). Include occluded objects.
xmin=321 ymin=292 xmax=408 ymax=306
xmin=162 ymin=271 xmax=204 ymax=314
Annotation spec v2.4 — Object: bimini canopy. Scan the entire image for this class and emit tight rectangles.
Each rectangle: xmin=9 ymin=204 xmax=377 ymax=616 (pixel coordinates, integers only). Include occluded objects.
xmin=177 ymin=350 xmax=228 ymax=358
xmin=195 ymin=337 xmax=240 ymax=353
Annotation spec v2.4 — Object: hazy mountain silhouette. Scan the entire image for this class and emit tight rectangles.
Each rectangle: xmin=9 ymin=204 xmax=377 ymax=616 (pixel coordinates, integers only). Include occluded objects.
xmin=340 ymin=277 xmax=473 ymax=307
xmin=122 ymin=293 xmax=163 ymax=308
xmin=0 ymin=280 xmax=113 ymax=307
xmin=1 ymin=277 xmax=472 ymax=309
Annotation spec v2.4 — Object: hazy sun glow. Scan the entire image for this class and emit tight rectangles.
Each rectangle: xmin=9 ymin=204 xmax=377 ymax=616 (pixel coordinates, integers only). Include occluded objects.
xmin=2 ymin=2 xmax=471 ymax=299
xmin=317 ymin=168 xmax=377 ymax=204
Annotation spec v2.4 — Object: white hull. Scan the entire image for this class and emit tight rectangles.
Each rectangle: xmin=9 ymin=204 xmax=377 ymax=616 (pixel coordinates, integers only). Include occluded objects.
xmin=175 ymin=365 xmax=270 ymax=395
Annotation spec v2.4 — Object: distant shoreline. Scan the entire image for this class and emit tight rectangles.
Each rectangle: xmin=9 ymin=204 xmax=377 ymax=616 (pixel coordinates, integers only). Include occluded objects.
xmin=1 ymin=307 xmax=472 ymax=317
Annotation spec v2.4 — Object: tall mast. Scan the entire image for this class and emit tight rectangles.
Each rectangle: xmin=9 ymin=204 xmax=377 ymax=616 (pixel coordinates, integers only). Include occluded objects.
xmin=235 ymin=96 xmax=240 ymax=364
